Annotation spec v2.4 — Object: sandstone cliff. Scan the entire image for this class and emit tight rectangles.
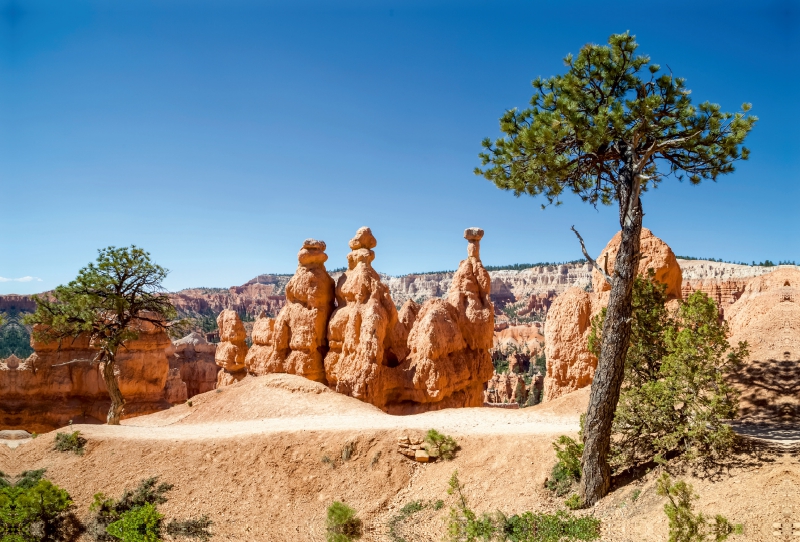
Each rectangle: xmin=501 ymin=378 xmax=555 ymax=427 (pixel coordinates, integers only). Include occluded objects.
xmin=170 ymin=332 xmax=218 ymax=398
xmin=0 ymin=320 xmax=175 ymax=432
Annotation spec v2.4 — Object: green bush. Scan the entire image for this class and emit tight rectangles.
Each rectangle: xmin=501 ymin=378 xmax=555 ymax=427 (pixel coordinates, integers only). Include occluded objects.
xmin=546 ymin=436 xmax=583 ymax=496
xmin=425 ymin=429 xmax=459 ymax=461
xmin=657 ymin=474 xmax=742 ymax=542
xmin=447 ymin=471 xmax=599 ymax=541
xmin=0 ymin=470 xmax=80 ymax=541
xmin=89 ymin=477 xmax=211 ymax=541
xmin=564 ymin=494 xmax=583 ymax=510
xmin=53 ymin=431 xmax=87 ymax=455
xmin=325 ymin=501 xmax=361 ymax=541
xmin=106 ymin=503 xmax=162 ymax=542
xmin=589 ymin=273 xmax=747 ymax=469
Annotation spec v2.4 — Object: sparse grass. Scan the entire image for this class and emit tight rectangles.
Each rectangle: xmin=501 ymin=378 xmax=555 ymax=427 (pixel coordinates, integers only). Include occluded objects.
xmin=631 ymin=489 xmax=641 ymax=502
xmin=53 ymin=430 xmax=87 ymax=455
xmin=326 ymin=501 xmax=362 ymax=542
xmin=341 ymin=441 xmax=356 ymax=462
xmin=564 ymin=494 xmax=583 ymax=510
xmin=388 ymin=500 xmax=426 ymax=542
xmin=370 ymin=451 xmax=381 ymax=467
xmin=447 ymin=471 xmax=599 ymax=541
xmin=322 ymin=455 xmax=336 ymax=469
xmin=424 ymin=429 xmax=459 ymax=461
xmin=546 ymin=436 xmax=583 ymax=497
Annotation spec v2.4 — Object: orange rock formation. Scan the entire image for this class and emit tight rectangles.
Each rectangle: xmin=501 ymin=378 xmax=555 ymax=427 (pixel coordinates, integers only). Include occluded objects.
xmin=0 ymin=320 xmax=174 ymax=431
xmin=246 ymin=239 xmax=336 ymax=383
xmin=544 ymin=228 xmax=682 ymax=401
xmin=170 ymin=332 xmax=219 ymax=398
xmin=215 ymin=309 xmax=248 ymax=387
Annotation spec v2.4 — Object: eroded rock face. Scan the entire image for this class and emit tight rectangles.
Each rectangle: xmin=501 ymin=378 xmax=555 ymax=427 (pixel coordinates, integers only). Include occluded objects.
xmin=484 ymin=372 xmax=527 ymax=404
xmin=592 ymin=228 xmax=682 ymax=306
xmin=543 ymin=228 xmax=683 ymax=402
xmin=322 ymin=227 xmax=494 ymax=414
xmin=389 ymin=227 xmax=495 ymax=413
xmin=170 ymin=332 xmax=218 ymax=398
xmin=0 ymin=320 xmax=174 ymax=432
xmin=246 ymin=239 xmax=335 ymax=383
xmin=726 ymin=268 xmax=800 ymax=362
xmin=324 ymin=228 xmax=412 ymax=404
xmin=543 ymin=287 xmax=596 ymax=401
xmin=215 ymin=309 xmax=248 ymax=387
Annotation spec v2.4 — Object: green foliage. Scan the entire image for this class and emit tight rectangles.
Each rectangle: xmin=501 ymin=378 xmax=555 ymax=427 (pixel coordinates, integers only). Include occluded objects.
xmin=106 ymin=503 xmax=162 ymax=542
xmin=591 ymin=274 xmax=748 ymax=468
xmin=0 ymin=470 xmax=79 ymax=541
xmin=89 ymin=477 xmax=210 ymax=542
xmin=447 ymin=471 xmax=599 ymax=541
xmin=325 ymin=501 xmax=361 ymax=542
xmin=388 ymin=501 xmax=426 ymax=542
xmin=656 ymin=474 xmax=741 ymax=542
xmin=24 ymin=245 xmax=177 ymax=363
xmin=631 ymin=489 xmax=641 ymax=502
xmin=484 ymin=260 xmax=585 ymax=272
xmin=546 ymin=436 xmax=583 ymax=496
xmin=0 ymin=318 xmax=33 ymax=359
xmin=53 ymin=431 xmax=86 ymax=455
xmin=564 ymin=494 xmax=583 ymax=511
xmin=476 ymin=32 xmax=756 ymax=207
xmin=425 ymin=430 xmax=459 ymax=461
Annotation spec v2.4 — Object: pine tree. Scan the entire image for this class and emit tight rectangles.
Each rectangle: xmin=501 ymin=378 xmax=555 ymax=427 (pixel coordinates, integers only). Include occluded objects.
xmin=476 ymin=32 xmax=755 ymax=504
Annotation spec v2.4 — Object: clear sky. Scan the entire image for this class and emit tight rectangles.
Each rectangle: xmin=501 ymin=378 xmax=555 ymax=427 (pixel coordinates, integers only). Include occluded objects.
xmin=1 ymin=0 xmax=798 ymax=294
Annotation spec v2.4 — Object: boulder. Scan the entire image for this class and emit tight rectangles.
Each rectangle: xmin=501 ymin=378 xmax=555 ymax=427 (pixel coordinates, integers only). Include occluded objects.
xmin=246 ymin=239 xmax=335 ymax=383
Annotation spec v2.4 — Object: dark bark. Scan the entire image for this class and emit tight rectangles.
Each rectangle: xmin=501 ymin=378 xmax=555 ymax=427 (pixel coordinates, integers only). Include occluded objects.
xmin=102 ymin=353 xmax=126 ymax=425
xmin=580 ymin=144 xmax=643 ymax=505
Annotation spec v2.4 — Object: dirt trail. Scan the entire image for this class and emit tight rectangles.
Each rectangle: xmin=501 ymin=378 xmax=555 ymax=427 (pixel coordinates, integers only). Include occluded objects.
xmin=2 ymin=374 xmax=798 ymax=542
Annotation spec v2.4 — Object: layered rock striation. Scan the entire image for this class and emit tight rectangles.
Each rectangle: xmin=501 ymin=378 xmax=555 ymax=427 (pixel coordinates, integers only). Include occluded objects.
xmin=170 ymin=332 xmax=219 ymax=398
xmin=0 ymin=320 xmax=175 ymax=431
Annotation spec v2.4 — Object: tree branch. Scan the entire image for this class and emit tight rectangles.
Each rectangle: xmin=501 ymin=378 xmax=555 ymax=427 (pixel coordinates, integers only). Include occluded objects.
xmin=571 ymin=226 xmax=612 ymax=286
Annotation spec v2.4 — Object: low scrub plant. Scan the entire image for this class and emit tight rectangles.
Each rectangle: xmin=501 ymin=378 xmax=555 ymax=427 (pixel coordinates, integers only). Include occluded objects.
xmin=388 ymin=500 xmax=426 ymax=542
xmin=53 ymin=430 xmax=87 ymax=455
xmin=0 ymin=469 xmax=82 ymax=541
xmin=546 ymin=436 xmax=583 ymax=497
xmin=326 ymin=501 xmax=362 ymax=542
xmin=657 ymin=474 xmax=742 ymax=542
xmin=589 ymin=273 xmax=747 ymax=469
xmin=446 ymin=471 xmax=599 ymax=541
xmin=425 ymin=429 xmax=459 ymax=461
xmin=89 ymin=477 xmax=211 ymax=541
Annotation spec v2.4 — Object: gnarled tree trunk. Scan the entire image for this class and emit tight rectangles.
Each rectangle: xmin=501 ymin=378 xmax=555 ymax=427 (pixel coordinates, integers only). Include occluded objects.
xmin=102 ymin=353 xmax=126 ymax=425
xmin=580 ymin=146 xmax=643 ymax=505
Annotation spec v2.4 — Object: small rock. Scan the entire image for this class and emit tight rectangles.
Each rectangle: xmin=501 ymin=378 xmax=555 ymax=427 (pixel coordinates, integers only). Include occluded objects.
xmin=414 ymin=450 xmax=430 ymax=462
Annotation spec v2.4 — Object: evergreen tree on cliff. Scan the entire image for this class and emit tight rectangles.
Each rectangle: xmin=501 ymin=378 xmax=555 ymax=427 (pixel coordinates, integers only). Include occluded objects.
xmin=476 ymin=32 xmax=755 ymax=505
xmin=25 ymin=246 xmax=176 ymax=425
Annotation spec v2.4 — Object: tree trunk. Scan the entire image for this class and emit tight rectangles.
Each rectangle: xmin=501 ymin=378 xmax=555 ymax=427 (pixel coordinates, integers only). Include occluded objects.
xmin=102 ymin=354 xmax=126 ymax=425
xmin=580 ymin=146 xmax=643 ymax=506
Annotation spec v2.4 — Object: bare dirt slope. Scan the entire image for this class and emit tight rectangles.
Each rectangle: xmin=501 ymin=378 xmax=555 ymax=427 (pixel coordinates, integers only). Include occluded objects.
xmin=2 ymin=375 xmax=798 ymax=542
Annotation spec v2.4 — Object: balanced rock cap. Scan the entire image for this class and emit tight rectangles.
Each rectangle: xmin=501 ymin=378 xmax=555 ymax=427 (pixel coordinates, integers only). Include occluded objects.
xmin=303 ymin=239 xmax=326 ymax=251
xmin=464 ymin=227 xmax=484 ymax=241
xmin=349 ymin=227 xmax=377 ymax=250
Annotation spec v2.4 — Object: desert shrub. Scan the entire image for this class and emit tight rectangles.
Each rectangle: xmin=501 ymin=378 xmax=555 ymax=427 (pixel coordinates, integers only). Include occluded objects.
xmin=425 ymin=429 xmax=459 ymax=461
xmin=322 ymin=455 xmax=336 ymax=469
xmin=106 ymin=502 xmax=162 ymax=542
xmin=656 ymin=474 xmax=742 ymax=542
xmin=341 ymin=441 xmax=356 ymax=462
xmin=546 ymin=436 xmax=583 ymax=497
xmin=564 ymin=494 xmax=583 ymax=510
xmin=0 ymin=470 xmax=81 ymax=541
xmin=89 ymin=477 xmax=211 ymax=541
xmin=326 ymin=501 xmax=362 ymax=542
xmin=388 ymin=500 xmax=426 ymax=542
xmin=53 ymin=431 xmax=87 ymax=455
xmin=447 ymin=471 xmax=599 ymax=541
xmin=164 ymin=516 xmax=213 ymax=540
xmin=589 ymin=273 xmax=748 ymax=469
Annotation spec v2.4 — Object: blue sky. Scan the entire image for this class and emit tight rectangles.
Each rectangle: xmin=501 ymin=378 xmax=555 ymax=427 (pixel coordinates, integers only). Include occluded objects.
xmin=1 ymin=0 xmax=798 ymax=294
